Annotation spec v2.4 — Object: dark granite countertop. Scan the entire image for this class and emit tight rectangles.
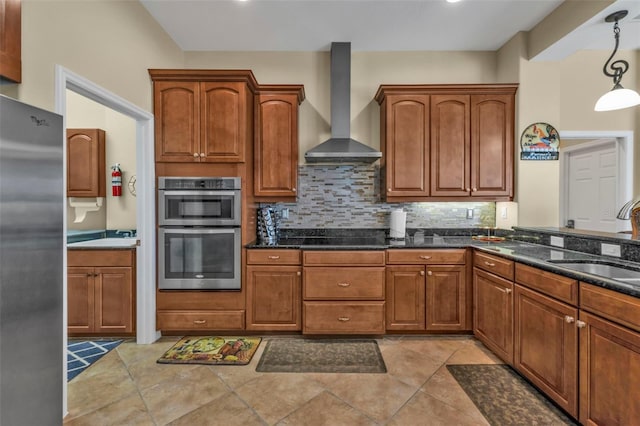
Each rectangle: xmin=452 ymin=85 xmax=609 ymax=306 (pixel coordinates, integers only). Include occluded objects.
xmin=247 ymin=230 xmax=640 ymax=299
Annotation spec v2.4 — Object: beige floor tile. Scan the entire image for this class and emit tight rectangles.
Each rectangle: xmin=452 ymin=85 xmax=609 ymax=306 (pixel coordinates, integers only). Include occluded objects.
xmin=277 ymin=391 xmax=377 ymax=426
xmin=316 ymin=373 xmax=418 ymax=423
xmin=420 ymin=366 xmax=490 ymax=425
xmin=69 ymin=350 xmax=125 ymax=384
xmin=207 ymin=338 xmax=267 ymax=389
xmin=390 ymin=336 xmax=473 ymax=364
xmin=380 ymin=344 xmax=442 ymax=387
xmin=128 ymin=355 xmax=200 ymax=390
xmin=446 ymin=339 xmax=504 ymax=365
xmin=234 ymin=373 xmax=326 ymax=424
xmin=116 ymin=337 xmax=179 ymax=367
xmin=141 ymin=365 xmax=231 ymax=425
xmin=388 ymin=390 xmax=488 ymax=426
xmin=64 ymin=392 xmax=154 ymax=426
xmin=168 ymin=392 xmax=264 ymax=426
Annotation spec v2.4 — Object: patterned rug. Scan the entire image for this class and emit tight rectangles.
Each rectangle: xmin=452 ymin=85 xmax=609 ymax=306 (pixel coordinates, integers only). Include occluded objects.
xmin=256 ymin=339 xmax=387 ymax=373
xmin=447 ymin=364 xmax=577 ymax=425
xmin=157 ymin=336 xmax=262 ymax=365
xmin=67 ymin=339 xmax=123 ymax=381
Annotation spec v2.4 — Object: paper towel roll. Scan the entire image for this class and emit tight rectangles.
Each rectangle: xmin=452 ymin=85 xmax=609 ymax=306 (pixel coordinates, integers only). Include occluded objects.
xmin=390 ymin=209 xmax=407 ymax=239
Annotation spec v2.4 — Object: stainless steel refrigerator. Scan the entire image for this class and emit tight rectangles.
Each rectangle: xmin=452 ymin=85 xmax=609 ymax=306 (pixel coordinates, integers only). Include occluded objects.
xmin=0 ymin=95 xmax=63 ymax=425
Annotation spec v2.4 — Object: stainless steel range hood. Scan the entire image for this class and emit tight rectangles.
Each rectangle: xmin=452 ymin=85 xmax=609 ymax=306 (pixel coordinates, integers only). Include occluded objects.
xmin=305 ymin=42 xmax=382 ymax=163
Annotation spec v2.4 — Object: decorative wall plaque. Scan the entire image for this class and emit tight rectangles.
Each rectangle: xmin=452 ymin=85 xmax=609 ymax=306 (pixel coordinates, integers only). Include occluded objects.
xmin=520 ymin=122 xmax=560 ymax=160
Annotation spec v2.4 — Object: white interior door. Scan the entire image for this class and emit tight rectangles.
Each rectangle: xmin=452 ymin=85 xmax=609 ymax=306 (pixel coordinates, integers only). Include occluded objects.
xmin=565 ymin=139 xmax=618 ymax=232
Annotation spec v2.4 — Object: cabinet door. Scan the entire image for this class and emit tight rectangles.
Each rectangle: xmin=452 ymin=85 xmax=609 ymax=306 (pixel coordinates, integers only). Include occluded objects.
xmin=473 ymin=267 xmax=513 ymax=364
xmin=384 ymin=95 xmax=430 ymax=198
xmin=67 ymin=129 xmax=105 ymax=197
xmin=426 ymin=265 xmax=467 ymax=331
xmin=201 ymin=82 xmax=247 ymax=162
xmin=246 ymin=266 xmax=301 ymax=331
xmin=154 ymin=81 xmax=200 ymax=162
xmin=470 ymin=94 xmax=514 ymax=197
xmin=430 ymin=95 xmax=470 ymax=197
xmin=386 ymin=266 xmax=425 ymax=330
xmin=0 ymin=0 xmax=21 ymax=83
xmin=94 ymin=267 xmax=133 ymax=334
xmin=579 ymin=311 xmax=640 ymax=425
xmin=514 ymin=284 xmax=578 ymax=417
xmin=254 ymin=93 xmax=299 ymax=197
xmin=67 ymin=267 xmax=94 ymax=334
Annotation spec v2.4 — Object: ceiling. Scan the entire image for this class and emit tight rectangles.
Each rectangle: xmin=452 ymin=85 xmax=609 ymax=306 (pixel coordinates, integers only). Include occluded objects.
xmin=140 ymin=0 xmax=640 ymax=60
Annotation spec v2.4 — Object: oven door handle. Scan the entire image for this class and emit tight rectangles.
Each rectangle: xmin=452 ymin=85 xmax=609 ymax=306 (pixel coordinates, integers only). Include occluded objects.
xmin=159 ymin=190 xmax=240 ymax=197
xmin=159 ymin=228 xmax=238 ymax=235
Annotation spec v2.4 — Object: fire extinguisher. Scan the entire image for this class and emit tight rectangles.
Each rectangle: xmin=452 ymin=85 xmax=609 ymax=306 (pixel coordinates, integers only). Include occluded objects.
xmin=111 ymin=163 xmax=122 ymax=197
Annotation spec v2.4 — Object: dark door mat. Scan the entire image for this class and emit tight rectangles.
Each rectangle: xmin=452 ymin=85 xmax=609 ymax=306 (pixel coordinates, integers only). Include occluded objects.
xmin=256 ymin=338 xmax=387 ymax=373
xmin=447 ymin=364 xmax=577 ymax=425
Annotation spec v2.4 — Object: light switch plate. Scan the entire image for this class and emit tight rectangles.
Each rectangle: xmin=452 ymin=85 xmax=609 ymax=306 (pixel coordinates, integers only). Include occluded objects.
xmin=550 ymin=236 xmax=564 ymax=248
xmin=601 ymin=243 xmax=621 ymax=257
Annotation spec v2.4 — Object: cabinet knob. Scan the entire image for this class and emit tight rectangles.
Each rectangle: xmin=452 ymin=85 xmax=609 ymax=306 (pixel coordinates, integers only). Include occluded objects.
xmin=565 ymin=316 xmax=575 ymax=324
xmin=296 ymin=271 xmax=301 ymax=276
xmin=200 ymin=153 xmax=205 ymax=158
xmin=419 ymin=255 xmax=432 ymax=260
xmin=193 ymin=320 xmax=206 ymax=325
xmin=576 ymin=320 xmax=587 ymax=328
xmin=420 ymin=271 xmax=425 ymax=276
xmin=388 ymin=188 xmax=392 ymax=192
xmin=472 ymin=187 xmax=477 ymax=192
xmin=267 ymin=255 xmax=280 ymax=260
xmin=427 ymin=271 xmax=433 ymax=276
xmin=466 ymin=187 xmax=471 ymax=192
xmin=337 ymin=317 xmax=350 ymax=322
xmin=193 ymin=153 xmax=199 ymax=158
xmin=337 ymin=282 xmax=351 ymax=287
xmin=293 ymin=188 xmax=296 ymax=192
xmin=504 ymin=288 xmax=512 ymax=294
xmin=86 ymin=273 xmax=92 ymax=277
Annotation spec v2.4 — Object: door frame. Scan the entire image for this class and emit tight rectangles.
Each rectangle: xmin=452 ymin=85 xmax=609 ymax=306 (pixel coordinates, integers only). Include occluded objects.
xmin=559 ymin=130 xmax=633 ymax=232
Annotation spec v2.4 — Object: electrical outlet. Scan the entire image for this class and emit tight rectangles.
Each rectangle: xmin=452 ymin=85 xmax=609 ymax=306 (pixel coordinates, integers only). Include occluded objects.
xmin=281 ymin=208 xmax=289 ymax=219
xmin=467 ymin=209 xmax=474 ymax=219
xmin=550 ymin=236 xmax=564 ymax=248
xmin=601 ymin=243 xmax=621 ymax=257
xmin=501 ymin=207 xmax=508 ymax=219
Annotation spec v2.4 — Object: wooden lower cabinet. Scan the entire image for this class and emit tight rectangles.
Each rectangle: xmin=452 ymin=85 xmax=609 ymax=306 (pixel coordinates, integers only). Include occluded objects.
xmin=246 ymin=265 xmax=301 ymax=331
xmin=386 ymin=264 xmax=467 ymax=331
xmin=156 ymin=310 xmax=245 ymax=331
xmin=579 ymin=310 xmax=640 ymax=425
xmin=473 ymin=267 xmax=513 ymax=364
xmin=303 ymin=302 xmax=385 ymax=334
xmin=67 ymin=249 xmax=135 ymax=336
xmin=514 ymin=284 xmax=578 ymax=417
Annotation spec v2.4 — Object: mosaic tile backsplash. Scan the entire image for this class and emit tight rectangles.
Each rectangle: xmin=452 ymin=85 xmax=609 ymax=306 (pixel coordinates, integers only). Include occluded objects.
xmin=261 ymin=165 xmax=496 ymax=229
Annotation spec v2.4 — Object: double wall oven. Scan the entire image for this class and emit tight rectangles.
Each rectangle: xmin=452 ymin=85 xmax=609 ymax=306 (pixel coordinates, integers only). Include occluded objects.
xmin=158 ymin=177 xmax=241 ymax=290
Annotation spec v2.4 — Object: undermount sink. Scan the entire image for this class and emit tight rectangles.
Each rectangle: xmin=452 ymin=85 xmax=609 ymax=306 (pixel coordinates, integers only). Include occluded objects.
xmin=67 ymin=238 xmax=138 ymax=248
xmin=547 ymin=259 xmax=640 ymax=282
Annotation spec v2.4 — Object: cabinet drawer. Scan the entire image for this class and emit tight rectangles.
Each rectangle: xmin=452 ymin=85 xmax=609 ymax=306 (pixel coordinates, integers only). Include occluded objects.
xmin=247 ymin=249 xmax=301 ymax=265
xmin=387 ymin=249 xmax=466 ymax=265
xmin=303 ymin=251 xmax=385 ymax=266
xmin=580 ymin=283 xmax=640 ymax=333
xmin=303 ymin=302 xmax=385 ymax=334
xmin=473 ymin=250 xmax=514 ymax=280
xmin=303 ymin=267 xmax=385 ymax=300
xmin=157 ymin=310 xmax=245 ymax=330
xmin=516 ymin=263 xmax=578 ymax=305
xmin=68 ymin=249 xmax=134 ymax=267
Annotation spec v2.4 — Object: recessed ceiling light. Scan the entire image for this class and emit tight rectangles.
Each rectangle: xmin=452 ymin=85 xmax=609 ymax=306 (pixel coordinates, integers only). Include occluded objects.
xmin=447 ymin=0 xmax=463 ymax=3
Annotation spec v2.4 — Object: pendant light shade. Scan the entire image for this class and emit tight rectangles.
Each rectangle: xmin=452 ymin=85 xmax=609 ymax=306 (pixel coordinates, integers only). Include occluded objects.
xmin=594 ymin=10 xmax=640 ymax=112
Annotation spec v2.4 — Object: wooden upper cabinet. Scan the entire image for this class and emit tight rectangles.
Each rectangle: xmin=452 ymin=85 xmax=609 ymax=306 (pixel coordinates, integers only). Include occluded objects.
xmin=67 ymin=129 xmax=106 ymax=197
xmin=149 ymin=69 xmax=258 ymax=163
xmin=153 ymin=81 xmax=200 ymax=162
xmin=430 ymin=95 xmax=470 ymax=197
xmin=0 ymin=0 xmax=21 ymax=83
xmin=254 ymin=85 xmax=305 ymax=198
xmin=382 ymin=94 xmax=430 ymax=198
xmin=375 ymin=84 xmax=517 ymax=201
xmin=471 ymin=94 xmax=514 ymax=197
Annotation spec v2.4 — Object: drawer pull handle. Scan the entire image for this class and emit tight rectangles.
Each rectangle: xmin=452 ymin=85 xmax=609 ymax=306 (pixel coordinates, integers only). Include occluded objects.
xmin=419 ymin=255 xmax=432 ymax=260
xmin=337 ymin=282 xmax=351 ymax=287
xmin=484 ymin=261 xmax=496 ymax=267
xmin=565 ymin=316 xmax=575 ymax=324
xmin=576 ymin=320 xmax=587 ymax=329
xmin=337 ymin=317 xmax=350 ymax=322
xmin=193 ymin=320 xmax=206 ymax=325
xmin=268 ymin=255 xmax=280 ymax=260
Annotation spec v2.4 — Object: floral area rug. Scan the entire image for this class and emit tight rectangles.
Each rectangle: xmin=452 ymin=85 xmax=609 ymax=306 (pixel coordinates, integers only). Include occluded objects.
xmin=67 ymin=339 xmax=123 ymax=381
xmin=447 ymin=364 xmax=577 ymax=425
xmin=255 ymin=338 xmax=387 ymax=373
xmin=157 ymin=336 xmax=261 ymax=365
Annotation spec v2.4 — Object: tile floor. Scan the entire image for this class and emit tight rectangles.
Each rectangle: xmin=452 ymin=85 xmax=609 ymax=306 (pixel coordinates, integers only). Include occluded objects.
xmin=64 ymin=335 xmax=505 ymax=425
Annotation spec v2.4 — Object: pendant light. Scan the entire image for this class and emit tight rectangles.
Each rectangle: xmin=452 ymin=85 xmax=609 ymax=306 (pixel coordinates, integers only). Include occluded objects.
xmin=594 ymin=10 xmax=640 ymax=112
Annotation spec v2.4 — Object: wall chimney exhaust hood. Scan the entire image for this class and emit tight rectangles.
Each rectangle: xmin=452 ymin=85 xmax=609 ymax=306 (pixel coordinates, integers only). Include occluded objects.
xmin=305 ymin=42 xmax=382 ymax=163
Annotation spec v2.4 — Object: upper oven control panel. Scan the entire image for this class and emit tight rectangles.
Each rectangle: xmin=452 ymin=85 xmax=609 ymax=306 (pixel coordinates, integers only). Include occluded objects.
xmin=158 ymin=177 xmax=241 ymax=190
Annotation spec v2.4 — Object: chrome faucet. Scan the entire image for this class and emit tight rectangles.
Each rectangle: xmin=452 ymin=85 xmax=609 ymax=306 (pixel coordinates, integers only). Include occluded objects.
xmin=115 ymin=230 xmax=134 ymax=238
xmin=616 ymin=197 xmax=640 ymax=220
